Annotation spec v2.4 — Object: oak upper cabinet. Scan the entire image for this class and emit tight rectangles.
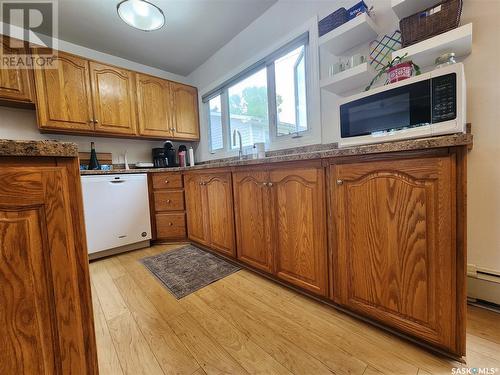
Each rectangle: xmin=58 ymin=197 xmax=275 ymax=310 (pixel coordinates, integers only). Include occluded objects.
xmin=0 ymin=160 xmax=98 ymax=374
xmin=270 ymin=166 xmax=328 ymax=296
xmin=90 ymin=61 xmax=137 ymax=136
xmin=34 ymin=51 xmax=95 ymax=132
xmin=171 ymin=82 xmax=200 ymax=140
xmin=233 ymin=170 xmax=274 ymax=273
xmin=0 ymin=37 xmax=34 ymax=103
xmin=204 ymin=172 xmax=236 ymax=256
xmin=185 ymin=173 xmax=210 ymax=246
xmin=330 ymin=154 xmax=458 ymax=353
xmin=136 ymin=73 xmax=173 ymax=137
xmin=185 ymin=171 xmax=235 ymax=256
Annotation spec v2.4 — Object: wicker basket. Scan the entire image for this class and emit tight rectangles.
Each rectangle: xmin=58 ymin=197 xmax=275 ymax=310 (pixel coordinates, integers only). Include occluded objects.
xmin=400 ymin=0 xmax=462 ymax=47
xmin=319 ymin=7 xmax=348 ymax=37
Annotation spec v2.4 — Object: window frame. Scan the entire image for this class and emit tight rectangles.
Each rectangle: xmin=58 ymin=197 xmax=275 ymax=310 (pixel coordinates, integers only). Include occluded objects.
xmin=203 ymin=32 xmax=310 ymax=155
xmin=269 ymin=43 xmax=310 ymax=141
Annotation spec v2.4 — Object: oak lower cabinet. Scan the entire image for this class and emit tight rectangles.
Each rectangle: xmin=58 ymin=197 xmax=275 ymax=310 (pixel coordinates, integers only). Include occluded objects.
xmin=185 ymin=171 xmax=235 ymax=257
xmin=150 ymin=172 xmax=187 ymax=241
xmin=233 ymin=171 xmax=274 ymax=273
xmin=184 ymin=173 xmax=210 ymax=246
xmin=0 ymin=156 xmax=98 ymax=374
xmin=329 ymin=152 xmax=463 ymax=355
xmin=0 ymin=37 xmax=34 ymax=104
xmin=233 ymin=164 xmax=328 ymax=296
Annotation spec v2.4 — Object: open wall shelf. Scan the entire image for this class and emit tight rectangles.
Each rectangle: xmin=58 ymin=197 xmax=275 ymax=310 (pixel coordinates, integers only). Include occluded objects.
xmin=392 ymin=23 xmax=473 ymax=68
xmin=391 ymin=0 xmax=441 ymax=20
xmin=320 ymin=62 xmax=373 ymax=95
xmin=319 ymin=13 xmax=379 ymax=56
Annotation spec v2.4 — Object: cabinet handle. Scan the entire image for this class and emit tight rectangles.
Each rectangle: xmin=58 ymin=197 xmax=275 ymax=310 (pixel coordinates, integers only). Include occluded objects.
xmin=94 ymin=119 xmax=99 ymax=124
xmin=165 ymin=180 xmax=169 ymax=184
xmin=89 ymin=119 xmax=95 ymax=123
xmin=166 ymin=199 xmax=171 ymax=203
xmin=268 ymin=182 xmax=273 ymax=187
xmin=336 ymin=179 xmax=343 ymax=185
xmin=168 ymin=222 xmax=173 ymax=226
xmin=262 ymin=182 xmax=268 ymax=187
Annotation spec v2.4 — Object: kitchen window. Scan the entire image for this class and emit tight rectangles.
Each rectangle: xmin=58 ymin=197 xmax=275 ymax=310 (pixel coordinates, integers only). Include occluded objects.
xmin=203 ymin=32 xmax=309 ymax=154
xmin=208 ymin=95 xmax=223 ymax=151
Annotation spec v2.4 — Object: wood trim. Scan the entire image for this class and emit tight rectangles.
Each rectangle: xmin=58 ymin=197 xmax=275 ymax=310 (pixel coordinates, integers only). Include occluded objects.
xmin=55 ymin=157 xmax=99 ymax=374
xmin=454 ymin=146 xmax=467 ymax=355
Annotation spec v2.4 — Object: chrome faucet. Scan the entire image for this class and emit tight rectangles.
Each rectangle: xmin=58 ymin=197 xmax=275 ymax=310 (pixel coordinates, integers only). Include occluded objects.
xmin=233 ymin=130 xmax=243 ymax=160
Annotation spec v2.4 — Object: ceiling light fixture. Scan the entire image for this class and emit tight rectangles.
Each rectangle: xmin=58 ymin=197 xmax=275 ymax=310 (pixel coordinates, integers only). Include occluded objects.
xmin=117 ymin=0 xmax=165 ymax=32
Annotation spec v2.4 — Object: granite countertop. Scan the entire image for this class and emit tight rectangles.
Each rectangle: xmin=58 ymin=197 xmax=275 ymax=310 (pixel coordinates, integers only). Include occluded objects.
xmin=0 ymin=139 xmax=79 ymax=157
xmin=80 ymin=133 xmax=473 ymax=176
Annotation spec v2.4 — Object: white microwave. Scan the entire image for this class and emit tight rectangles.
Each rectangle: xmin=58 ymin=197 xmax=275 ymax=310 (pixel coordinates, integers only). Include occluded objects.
xmin=338 ymin=63 xmax=466 ymax=147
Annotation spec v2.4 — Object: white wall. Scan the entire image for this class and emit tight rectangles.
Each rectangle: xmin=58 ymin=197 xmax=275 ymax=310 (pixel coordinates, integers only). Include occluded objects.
xmin=0 ymin=31 xmax=193 ymax=164
xmin=188 ymin=0 xmax=500 ymax=280
xmin=0 ymin=107 xmax=167 ymax=164
xmin=461 ymin=1 xmax=500 ymax=275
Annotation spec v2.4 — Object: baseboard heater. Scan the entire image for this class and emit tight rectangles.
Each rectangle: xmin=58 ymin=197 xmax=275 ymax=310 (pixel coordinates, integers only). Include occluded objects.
xmin=467 ymin=264 xmax=500 ymax=306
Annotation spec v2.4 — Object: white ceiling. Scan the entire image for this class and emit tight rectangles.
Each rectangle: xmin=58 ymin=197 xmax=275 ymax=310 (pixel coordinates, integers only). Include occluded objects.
xmin=54 ymin=0 xmax=277 ymax=76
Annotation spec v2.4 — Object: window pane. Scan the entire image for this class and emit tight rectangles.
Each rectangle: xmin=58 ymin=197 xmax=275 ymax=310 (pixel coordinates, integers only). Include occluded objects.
xmin=209 ymin=96 xmax=223 ymax=151
xmin=275 ymin=45 xmax=308 ymax=136
xmin=228 ymin=68 xmax=269 ymax=148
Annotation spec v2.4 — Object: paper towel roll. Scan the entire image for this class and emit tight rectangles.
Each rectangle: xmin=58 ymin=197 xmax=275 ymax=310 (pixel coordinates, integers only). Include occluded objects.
xmin=189 ymin=147 xmax=195 ymax=167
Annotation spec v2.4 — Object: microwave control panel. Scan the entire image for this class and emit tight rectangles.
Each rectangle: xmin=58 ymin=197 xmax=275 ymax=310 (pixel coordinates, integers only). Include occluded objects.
xmin=432 ymin=73 xmax=457 ymax=123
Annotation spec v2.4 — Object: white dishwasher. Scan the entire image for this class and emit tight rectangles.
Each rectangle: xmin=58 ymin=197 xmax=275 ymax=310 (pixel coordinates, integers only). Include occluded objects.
xmin=81 ymin=174 xmax=152 ymax=258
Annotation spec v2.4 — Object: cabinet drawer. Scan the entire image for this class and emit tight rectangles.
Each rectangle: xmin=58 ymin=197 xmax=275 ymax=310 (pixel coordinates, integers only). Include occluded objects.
xmin=154 ymin=190 xmax=185 ymax=212
xmin=155 ymin=213 xmax=186 ymax=240
xmin=152 ymin=173 xmax=183 ymax=189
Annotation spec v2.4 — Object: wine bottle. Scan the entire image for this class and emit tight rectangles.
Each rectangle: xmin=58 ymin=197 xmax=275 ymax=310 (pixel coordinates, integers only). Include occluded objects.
xmin=88 ymin=142 xmax=100 ymax=170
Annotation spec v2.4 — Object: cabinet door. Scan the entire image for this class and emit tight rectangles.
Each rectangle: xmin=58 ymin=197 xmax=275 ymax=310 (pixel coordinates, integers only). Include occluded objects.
xmin=136 ymin=73 xmax=173 ymax=137
xmin=33 ymin=51 xmax=94 ymax=132
xmin=90 ymin=61 xmax=137 ymax=135
xmin=205 ymin=172 xmax=235 ymax=257
xmin=331 ymin=155 xmax=456 ymax=352
xmin=0 ymin=37 xmax=33 ymax=103
xmin=171 ymin=83 xmax=200 ymax=140
xmin=233 ymin=170 xmax=273 ymax=272
xmin=185 ymin=174 xmax=209 ymax=245
xmin=0 ymin=167 xmax=91 ymax=374
xmin=270 ymin=167 xmax=328 ymax=295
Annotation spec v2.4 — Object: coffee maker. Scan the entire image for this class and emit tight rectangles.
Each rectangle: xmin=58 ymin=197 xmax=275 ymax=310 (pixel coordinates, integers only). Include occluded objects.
xmin=152 ymin=148 xmax=168 ymax=168
xmin=152 ymin=141 xmax=177 ymax=168
xmin=164 ymin=141 xmax=177 ymax=167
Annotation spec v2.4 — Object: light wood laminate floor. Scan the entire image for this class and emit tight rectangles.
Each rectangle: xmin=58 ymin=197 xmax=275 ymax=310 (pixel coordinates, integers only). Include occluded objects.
xmin=89 ymin=244 xmax=500 ymax=375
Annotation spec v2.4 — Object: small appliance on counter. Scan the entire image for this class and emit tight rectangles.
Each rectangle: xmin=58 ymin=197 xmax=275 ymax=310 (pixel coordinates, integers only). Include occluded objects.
xmin=152 ymin=147 xmax=168 ymax=168
xmin=338 ymin=63 xmax=466 ymax=147
xmin=153 ymin=141 xmax=178 ymax=168
xmin=164 ymin=141 xmax=177 ymax=167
